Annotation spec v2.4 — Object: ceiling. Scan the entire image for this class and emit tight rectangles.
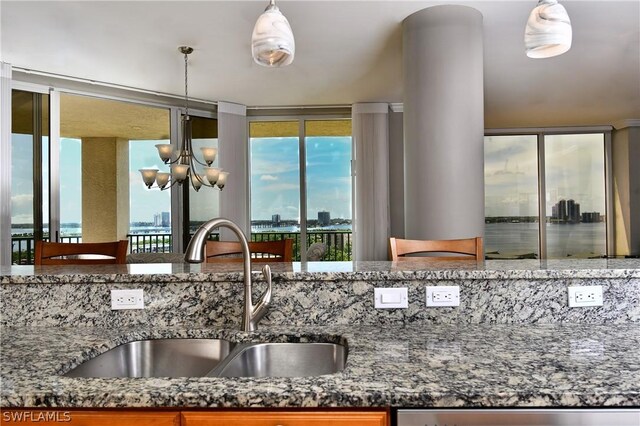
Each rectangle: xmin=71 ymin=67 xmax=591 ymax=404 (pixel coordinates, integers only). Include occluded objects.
xmin=1 ymin=0 xmax=639 ymax=128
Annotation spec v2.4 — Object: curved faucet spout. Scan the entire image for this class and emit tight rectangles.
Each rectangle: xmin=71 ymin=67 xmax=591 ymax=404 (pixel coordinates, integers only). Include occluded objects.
xmin=184 ymin=217 xmax=272 ymax=332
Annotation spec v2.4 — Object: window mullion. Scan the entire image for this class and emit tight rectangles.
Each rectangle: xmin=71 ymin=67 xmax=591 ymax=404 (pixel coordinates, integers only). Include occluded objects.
xmin=537 ymin=133 xmax=547 ymax=260
xmin=299 ymin=119 xmax=307 ymax=262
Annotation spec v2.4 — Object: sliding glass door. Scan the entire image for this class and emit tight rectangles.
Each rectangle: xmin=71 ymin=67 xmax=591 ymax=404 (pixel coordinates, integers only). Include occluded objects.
xmin=10 ymin=89 xmax=49 ymax=264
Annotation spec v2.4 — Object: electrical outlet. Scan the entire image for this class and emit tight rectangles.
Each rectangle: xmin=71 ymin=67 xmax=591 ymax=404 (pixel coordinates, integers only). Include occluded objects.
xmin=426 ymin=286 xmax=460 ymax=307
xmin=111 ymin=289 xmax=144 ymax=310
xmin=568 ymin=285 xmax=603 ymax=308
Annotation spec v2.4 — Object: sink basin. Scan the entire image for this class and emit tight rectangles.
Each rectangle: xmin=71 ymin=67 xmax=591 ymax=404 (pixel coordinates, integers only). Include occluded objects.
xmin=64 ymin=339 xmax=234 ymax=378
xmin=215 ymin=342 xmax=347 ymax=377
xmin=64 ymin=339 xmax=347 ymax=378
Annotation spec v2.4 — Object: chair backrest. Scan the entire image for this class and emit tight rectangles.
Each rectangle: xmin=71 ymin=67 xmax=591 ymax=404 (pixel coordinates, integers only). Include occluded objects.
xmin=389 ymin=237 xmax=484 ymax=261
xmin=205 ymin=239 xmax=294 ymax=263
xmin=35 ymin=240 xmax=129 ymax=265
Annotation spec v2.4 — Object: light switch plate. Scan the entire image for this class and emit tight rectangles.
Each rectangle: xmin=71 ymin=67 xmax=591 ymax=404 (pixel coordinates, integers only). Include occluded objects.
xmin=374 ymin=287 xmax=408 ymax=309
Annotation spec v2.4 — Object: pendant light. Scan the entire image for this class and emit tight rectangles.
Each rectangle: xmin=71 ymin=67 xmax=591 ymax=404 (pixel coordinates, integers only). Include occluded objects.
xmin=251 ymin=0 xmax=295 ymax=67
xmin=525 ymin=0 xmax=572 ymax=58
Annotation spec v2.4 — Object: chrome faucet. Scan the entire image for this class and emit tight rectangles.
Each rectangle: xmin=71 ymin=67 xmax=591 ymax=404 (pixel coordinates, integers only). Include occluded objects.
xmin=184 ymin=217 xmax=272 ymax=332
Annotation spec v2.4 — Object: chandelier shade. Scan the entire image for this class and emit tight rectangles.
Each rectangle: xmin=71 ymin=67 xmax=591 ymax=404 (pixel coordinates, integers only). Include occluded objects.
xmin=251 ymin=0 xmax=295 ymax=67
xmin=525 ymin=0 xmax=572 ymax=58
xmin=139 ymin=46 xmax=227 ymax=192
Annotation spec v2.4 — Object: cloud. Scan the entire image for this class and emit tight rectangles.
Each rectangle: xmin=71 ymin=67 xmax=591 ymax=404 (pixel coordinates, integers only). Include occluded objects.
xmin=260 ymin=174 xmax=278 ymax=181
xmin=262 ymin=183 xmax=299 ymax=192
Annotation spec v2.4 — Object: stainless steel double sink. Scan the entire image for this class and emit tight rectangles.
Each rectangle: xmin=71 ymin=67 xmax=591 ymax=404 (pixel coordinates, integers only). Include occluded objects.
xmin=64 ymin=338 xmax=347 ymax=378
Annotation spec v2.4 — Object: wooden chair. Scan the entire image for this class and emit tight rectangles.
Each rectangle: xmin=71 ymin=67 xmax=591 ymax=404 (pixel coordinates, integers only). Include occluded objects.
xmin=389 ymin=237 xmax=484 ymax=261
xmin=35 ymin=240 xmax=129 ymax=265
xmin=205 ymin=239 xmax=294 ymax=263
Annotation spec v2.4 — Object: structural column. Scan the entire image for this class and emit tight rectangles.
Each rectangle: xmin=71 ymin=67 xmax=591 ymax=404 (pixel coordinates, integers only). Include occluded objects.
xmin=353 ymin=103 xmax=390 ymax=261
xmin=403 ymin=5 xmax=485 ymax=240
xmin=81 ymin=137 xmax=129 ymax=242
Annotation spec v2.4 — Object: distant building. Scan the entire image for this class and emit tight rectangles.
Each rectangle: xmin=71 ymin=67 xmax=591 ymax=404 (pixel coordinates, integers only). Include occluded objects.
xmin=582 ymin=212 xmax=601 ymax=223
xmin=552 ymin=199 xmax=580 ymax=223
xmin=154 ymin=211 xmax=170 ymax=227
xmin=318 ymin=211 xmax=330 ymax=226
xmin=272 ymin=214 xmax=281 ymax=227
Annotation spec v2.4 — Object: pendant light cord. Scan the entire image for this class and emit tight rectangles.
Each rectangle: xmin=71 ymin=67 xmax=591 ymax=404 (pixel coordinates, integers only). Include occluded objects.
xmin=184 ymin=51 xmax=189 ymax=117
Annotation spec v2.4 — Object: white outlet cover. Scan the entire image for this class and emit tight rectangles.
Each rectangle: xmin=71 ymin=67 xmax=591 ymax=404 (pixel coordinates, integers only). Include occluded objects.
xmin=374 ymin=288 xmax=408 ymax=309
xmin=111 ymin=289 xmax=145 ymax=310
xmin=426 ymin=286 xmax=460 ymax=307
xmin=568 ymin=285 xmax=603 ymax=308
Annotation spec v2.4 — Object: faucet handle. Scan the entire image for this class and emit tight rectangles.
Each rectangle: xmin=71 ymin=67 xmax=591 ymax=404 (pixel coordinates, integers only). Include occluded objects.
xmin=261 ymin=264 xmax=272 ymax=288
xmin=250 ymin=264 xmax=272 ymax=327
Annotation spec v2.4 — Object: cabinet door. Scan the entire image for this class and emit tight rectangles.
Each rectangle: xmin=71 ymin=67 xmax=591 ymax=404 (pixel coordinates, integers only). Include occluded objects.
xmin=182 ymin=410 xmax=388 ymax=426
xmin=0 ymin=410 xmax=180 ymax=426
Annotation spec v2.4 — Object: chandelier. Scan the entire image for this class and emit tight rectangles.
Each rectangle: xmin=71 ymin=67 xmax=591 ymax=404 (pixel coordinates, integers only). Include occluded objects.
xmin=139 ymin=46 xmax=228 ymax=192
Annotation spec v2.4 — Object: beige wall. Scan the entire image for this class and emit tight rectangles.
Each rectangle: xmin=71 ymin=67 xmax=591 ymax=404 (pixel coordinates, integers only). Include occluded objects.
xmin=613 ymin=126 xmax=640 ymax=255
xmin=81 ymin=137 xmax=129 ymax=243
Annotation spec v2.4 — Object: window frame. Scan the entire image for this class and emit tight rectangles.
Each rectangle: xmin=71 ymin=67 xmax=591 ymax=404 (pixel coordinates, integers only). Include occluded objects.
xmin=485 ymin=126 xmax=613 ymax=259
xmin=247 ymin=114 xmax=352 ymax=262
xmin=7 ymin=78 xmax=218 ymax=257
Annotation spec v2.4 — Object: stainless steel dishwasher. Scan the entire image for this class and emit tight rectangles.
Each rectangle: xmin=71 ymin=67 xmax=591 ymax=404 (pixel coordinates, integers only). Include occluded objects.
xmin=397 ymin=409 xmax=640 ymax=425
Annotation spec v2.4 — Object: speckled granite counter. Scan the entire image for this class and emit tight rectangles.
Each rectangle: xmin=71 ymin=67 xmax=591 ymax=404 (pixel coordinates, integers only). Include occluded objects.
xmin=2 ymin=324 xmax=639 ymax=408
xmin=2 ymin=260 xmax=639 ymax=409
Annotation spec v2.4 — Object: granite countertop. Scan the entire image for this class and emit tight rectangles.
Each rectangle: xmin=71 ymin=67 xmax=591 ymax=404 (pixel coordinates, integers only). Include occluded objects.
xmin=2 ymin=323 xmax=639 ymax=408
xmin=3 ymin=259 xmax=640 ymax=284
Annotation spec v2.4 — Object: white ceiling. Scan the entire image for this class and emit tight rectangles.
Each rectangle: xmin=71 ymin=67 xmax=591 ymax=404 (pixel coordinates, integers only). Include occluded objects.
xmin=1 ymin=0 xmax=639 ymax=127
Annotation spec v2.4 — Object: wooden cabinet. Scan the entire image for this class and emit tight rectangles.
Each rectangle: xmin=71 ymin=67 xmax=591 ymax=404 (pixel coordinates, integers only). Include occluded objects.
xmin=0 ymin=409 xmax=387 ymax=426
xmin=182 ymin=410 xmax=388 ymax=426
xmin=0 ymin=410 xmax=180 ymax=426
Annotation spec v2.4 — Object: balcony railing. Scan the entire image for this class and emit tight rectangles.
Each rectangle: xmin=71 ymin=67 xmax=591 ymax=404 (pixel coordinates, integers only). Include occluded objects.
xmin=11 ymin=235 xmax=82 ymax=265
xmin=10 ymin=231 xmax=353 ymax=265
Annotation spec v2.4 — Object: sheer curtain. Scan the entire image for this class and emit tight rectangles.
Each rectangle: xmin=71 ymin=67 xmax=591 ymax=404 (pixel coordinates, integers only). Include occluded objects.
xmin=218 ymin=101 xmax=249 ymax=240
xmin=352 ymin=103 xmax=390 ymax=261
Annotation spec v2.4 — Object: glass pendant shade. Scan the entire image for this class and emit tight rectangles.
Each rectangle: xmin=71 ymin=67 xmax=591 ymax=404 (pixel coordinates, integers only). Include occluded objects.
xmin=155 ymin=172 xmax=170 ymax=189
xmin=155 ymin=144 xmax=174 ymax=163
xmin=171 ymin=164 xmax=190 ymax=182
xmin=139 ymin=168 xmax=159 ymax=188
xmin=190 ymin=173 xmax=203 ymax=192
xmin=525 ymin=0 xmax=572 ymax=58
xmin=216 ymin=171 xmax=229 ymax=189
xmin=200 ymin=147 xmax=218 ymax=166
xmin=251 ymin=0 xmax=295 ymax=67
xmin=204 ymin=167 xmax=221 ymax=185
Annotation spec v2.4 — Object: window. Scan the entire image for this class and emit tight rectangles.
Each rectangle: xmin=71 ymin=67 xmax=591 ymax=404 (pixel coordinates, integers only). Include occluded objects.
xmin=10 ymin=90 xmax=49 ymax=264
xmin=484 ymin=135 xmax=539 ymax=259
xmin=484 ymin=131 xmax=609 ymax=259
xmin=249 ymin=118 xmax=352 ymax=261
